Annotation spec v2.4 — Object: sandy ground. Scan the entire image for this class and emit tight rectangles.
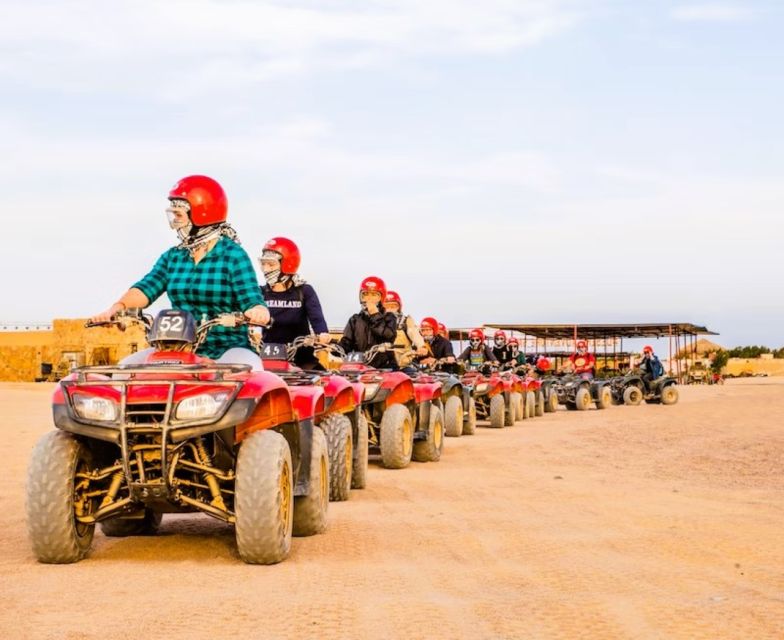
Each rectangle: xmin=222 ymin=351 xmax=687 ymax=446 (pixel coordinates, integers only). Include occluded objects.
xmin=1 ymin=379 xmax=782 ymax=640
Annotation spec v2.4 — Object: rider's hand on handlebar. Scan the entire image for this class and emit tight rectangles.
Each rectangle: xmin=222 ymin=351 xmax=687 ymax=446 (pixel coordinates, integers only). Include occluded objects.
xmin=90 ymin=303 xmax=124 ymax=324
xmin=244 ymin=305 xmax=271 ymax=326
xmin=318 ymin=332 xmax=331 ymax=345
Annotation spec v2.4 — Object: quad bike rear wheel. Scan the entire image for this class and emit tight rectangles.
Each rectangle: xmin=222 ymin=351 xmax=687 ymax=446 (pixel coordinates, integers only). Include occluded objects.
xmin=27 ymin=431 xmax=96 ymax=564
xmin=526 ymin=391 xmax=536 ymax=418
xmin=623 ymin=385 xmax=643 ymax=406
xmin=596 ymin=386 xmax=612 ymax=410
xmin=575 ymin=387 xmax=592 ymax=411
xmin=379 ymin=404 xmax=414 ymax=469
xmin=535 ymin=391 xmax=545 ymax=417
xmin=351 ymin=413 xmax=369 ymax=489
xmin=444 ymin=395 xmax=464 ymax=437
xmin=100 ymin=510 xmax=162 ymax=537
xmin=463 ymin=397 xmax=477 ymax=435
xmin=512 ymin=392 xmax=524 ymax=421
xmin=504 ymin=394 xmax=516 ymax=426
xmin=413 ymin=405 xmax=444 ymax=462
xmin=322 ymin=413 xmax=353 ymax=502
xmin=293 ymin=426 xmax=329 ymax=536
xmin=489 ymin=394 xmax=505 ymax=429
xmin=661 ymin=385 xmax=679 ymax=405
xmin=234 ymin=429 xmax=294 ymax=564
xmin=545 ymin=390 xmax=559 ymax=413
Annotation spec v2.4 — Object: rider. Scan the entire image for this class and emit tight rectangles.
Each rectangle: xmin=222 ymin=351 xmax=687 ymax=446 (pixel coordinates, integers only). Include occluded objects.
xmin=491 ymin=330 xmax=511 ymax=364
xmin=563 ymin=339 xmax=596 ymax=378
xmin=502 ymin=337 xmax=527 ymax=370
xmin=437 ymin=323 xmax=449 ymax=341
xmin=91 ymin=175 xmax=269 ymax=369
xmin=417 ymin=316 xmax=457 ymax=372
xmin=339 ymin=276 xmax=398 ymax=369
xmin=458 ymin=328 xmax=498 ymax=371
xmin=383 ymin=290 xmax=428 ymax=364
xmin=638 ymin=345 xmax=664 ymax=390
xmin=258 ymin=237 xmax=330 ymax=369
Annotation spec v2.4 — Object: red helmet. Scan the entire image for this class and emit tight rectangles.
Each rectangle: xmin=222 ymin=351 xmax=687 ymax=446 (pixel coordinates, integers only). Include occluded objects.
xmin=359 ymin=276 xmax=386 ymax=301
xmin=494 ymin=330 xmax=507 ymax=341
xmin=262 ymin=237 xmax=301 ymax=274
xmin=469 ymin=328 xmax=485 ymax=341
xmin=576 ymin=339 xmax=588 ymax=350
xmin=536 ymin=356 xmax=551 ymax=371
xmin=507 ymin=337 xmax=519 ymax=347
xmin=420 ymin=317 xmax=438 ymax=334
xmin=384 ymin=290 xmax=402 ymax=311
xmin=643 ymin=345 xmax=653 ymax=353
xmin=438 ymin=323 xmax=448 ymax=338
xmin=168 ymin=175 xmax=227 ymax=226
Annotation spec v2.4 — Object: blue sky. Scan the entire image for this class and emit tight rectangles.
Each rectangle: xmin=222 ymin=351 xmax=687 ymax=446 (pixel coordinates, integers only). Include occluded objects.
xmin=1 ymin=1 xmax=782 ymax=350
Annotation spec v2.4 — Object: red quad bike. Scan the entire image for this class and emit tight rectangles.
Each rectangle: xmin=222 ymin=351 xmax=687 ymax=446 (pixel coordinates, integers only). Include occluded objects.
xmin=522 ymin=374 xmax=545 ymax=419
xmin=506 ymin=364 xmax=547 ymax=419
xmin=415 ymin=357 xmax=477 ymax=437
xmin=26 ymin=309 xmax=329 ymax=565
xmin=258 ymin=336 xmax=368 ymax=501
xmin=461 ymin=365 xmax=506 ymax=429
xmin=335 ymin=343 xmax=444 ymax=469
xmin=491 ymin=369 xmax=526 ymax=425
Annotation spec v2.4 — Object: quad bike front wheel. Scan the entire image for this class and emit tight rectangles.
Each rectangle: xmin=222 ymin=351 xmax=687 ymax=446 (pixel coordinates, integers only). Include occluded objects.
xmin=444 ymin=395 xmax=464 ymax=437
xmin=380 ymin=404 xmax=414 ymax=469
xmin=575 ymin=387 xmax=592 ymax=411
xmin=489 ymin=394 xmax=505 ymax=428
xmin=293 ymin=426 xmax=329 ymax=537
xmin=27 ymin=431 xmax=96 ymax=564
xmin=322 ymin=413 xmax=353 ymax=502
xmin=235 ymin=429 xmax=294 ymax=564
xmin=661 ymin=385 xmax=679 ymax=405
xmin=413 ymin=405 xmax=444 ymax=462
xmin=463 ymin=397 xmax=477 ymax=435
xmin=623 ymin=386 xmax=643 ymax=406
xmin=351 ymin=413 xmax=369 ymax=489
xmin=596 ymin=386 xmax=612 ymax=410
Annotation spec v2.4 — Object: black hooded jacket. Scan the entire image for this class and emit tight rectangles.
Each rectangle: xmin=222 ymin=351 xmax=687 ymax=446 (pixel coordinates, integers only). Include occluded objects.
xmin=339 ymin=310 xmax=398 ymax=368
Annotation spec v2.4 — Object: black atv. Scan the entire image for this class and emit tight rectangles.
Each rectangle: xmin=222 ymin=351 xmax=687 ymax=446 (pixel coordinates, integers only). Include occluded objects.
xmin=609 ymin=370 xmax=679 ymax=406
xmin=553 ymin=373 xmax=613 ymax=411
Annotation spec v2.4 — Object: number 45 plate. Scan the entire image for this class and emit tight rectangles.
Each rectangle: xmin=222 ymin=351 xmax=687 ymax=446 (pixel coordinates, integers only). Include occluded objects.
xmin=261 ymin=343 xmax=288 ymax=360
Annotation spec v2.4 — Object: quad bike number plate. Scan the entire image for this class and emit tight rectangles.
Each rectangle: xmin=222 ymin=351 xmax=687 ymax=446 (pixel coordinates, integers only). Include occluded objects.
xmin=260 ymin=343 xmax=288 ymax=360
xmin=346 ymin=352 xmax=367 ymax=364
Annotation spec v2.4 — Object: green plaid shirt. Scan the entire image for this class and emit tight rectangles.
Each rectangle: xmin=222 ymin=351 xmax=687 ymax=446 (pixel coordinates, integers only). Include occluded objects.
xmin=132 ymin=237 xmax=265 ymax=358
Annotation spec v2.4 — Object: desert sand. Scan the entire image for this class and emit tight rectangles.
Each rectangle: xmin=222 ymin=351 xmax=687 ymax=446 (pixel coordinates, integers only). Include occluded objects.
xmin=1 ymin=379 xmax=782 ymax=640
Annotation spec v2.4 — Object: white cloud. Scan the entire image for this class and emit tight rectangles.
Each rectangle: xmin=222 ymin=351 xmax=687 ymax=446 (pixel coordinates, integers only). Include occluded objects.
xmin=0 ymin=0 xmax=582 ymax=98
xmin=671 ymin=3 xmax=753 ymax=22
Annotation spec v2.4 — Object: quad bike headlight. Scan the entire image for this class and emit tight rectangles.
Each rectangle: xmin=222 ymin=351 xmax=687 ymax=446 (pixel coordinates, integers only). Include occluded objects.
xmin=363 ymin=383 xmax=380 ymax=400
xmin=175 ymin=392 xmax=229 ymax=420
xmin=73 ymin=394 xmax=118 ymax=422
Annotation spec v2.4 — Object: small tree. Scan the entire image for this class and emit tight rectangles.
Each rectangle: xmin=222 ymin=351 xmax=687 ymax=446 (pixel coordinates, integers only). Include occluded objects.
xmin=711 ymin=350 xmax=729 ymax=374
